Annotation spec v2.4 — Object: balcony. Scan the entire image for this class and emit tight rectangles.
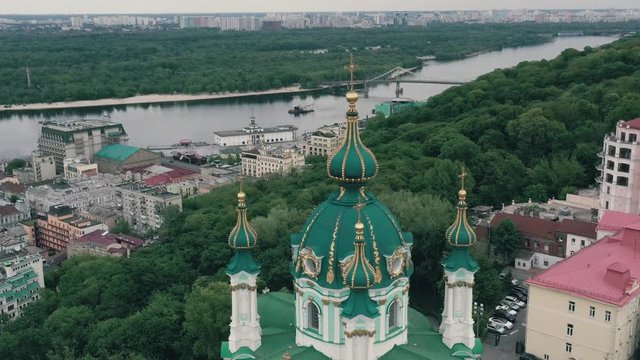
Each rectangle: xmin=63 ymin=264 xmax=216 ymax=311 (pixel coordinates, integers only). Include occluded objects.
xmin=596 ymin=176 xmax=603 ymax=183
xmin=596 ymin=164 xmax=603 ymax=171
xmin=598 ymin=151 xmax=604 ymax=158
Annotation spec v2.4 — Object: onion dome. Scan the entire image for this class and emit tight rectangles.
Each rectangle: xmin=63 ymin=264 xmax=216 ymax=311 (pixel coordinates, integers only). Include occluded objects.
xmin=443 ymin=167 xmax=479 ymax=273
xmin=227 ymin=189 xmax=260 ymax=275
xmin=445 ymin=187 xmax=476 ymax=247
xmin=327 ymin=70 xmax=378 ymax=183
xmin=228 ymin=190 xmax=258 ymax=249
xmin=342 ymin=219 xmax=377 ymax=289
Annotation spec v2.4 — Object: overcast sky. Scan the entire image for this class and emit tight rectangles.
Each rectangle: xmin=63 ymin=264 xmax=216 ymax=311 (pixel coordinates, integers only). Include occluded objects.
xmin=1 ymin=0 xmax=639 ymax=15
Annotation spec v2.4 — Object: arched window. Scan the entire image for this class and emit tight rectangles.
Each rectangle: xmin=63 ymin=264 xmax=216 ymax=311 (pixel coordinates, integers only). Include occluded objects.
xmin=308 ymin=302 xmax=320 ymax=331
xmin=388 ymin=299 xmax=400 ymax=330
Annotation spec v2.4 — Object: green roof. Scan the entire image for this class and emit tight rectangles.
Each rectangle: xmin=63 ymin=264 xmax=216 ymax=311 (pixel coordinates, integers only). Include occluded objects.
xmin=94 ymin=144 xmax=140 ymax=161
xmin=445 ymin=197 xmax=476 ymax=247
xmin=226 ymin=251 xmax=261 ymax=276
xmin=291 ymin=186 xmax=414 ymax=290
xmin=228 ymin=195 xmax=258 ymax=250
xmin=221 ymin=292 xmax=465 ymax=360
xmin=341 ymin=290 xmax=379 ymax=319
xmin=442 ymin=248 xmax=479 ymax=272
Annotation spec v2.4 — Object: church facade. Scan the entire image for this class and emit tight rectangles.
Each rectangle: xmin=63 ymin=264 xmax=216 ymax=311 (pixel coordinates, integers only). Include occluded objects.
xmin=221 ymin=58 xmax=482 ymax=360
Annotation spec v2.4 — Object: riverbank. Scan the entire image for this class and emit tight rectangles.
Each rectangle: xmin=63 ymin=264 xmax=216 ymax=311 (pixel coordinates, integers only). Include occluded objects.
xmin=0 ymin=85 xmax=318 ymax=112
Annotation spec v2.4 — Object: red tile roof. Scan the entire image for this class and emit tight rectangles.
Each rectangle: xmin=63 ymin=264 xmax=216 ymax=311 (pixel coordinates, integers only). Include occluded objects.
xmin=491 ymin=213 xmax=557 ymax=241
xmin=79 ymin=230 xmax=145 ymax=249
xmin=490 ymin=213 xmax=596 ymax=240
xmin=0 ymin=205 xmax=20 ymax=216
xmin=527 ymin=226 xmax=640 ymax=307
xmin=556 ymin=219 xmax=597 ymax=239
xmin=622 ymin=118 xmax=640 ymax=130
xmin=0 ymin=183 xmax=27 ymax=194
xmin=597 ymin=210 xmax=640 ymax=232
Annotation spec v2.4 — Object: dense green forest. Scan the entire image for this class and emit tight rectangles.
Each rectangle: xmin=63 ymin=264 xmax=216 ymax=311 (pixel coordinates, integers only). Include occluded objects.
xmin=3 ymin=34 xmax=640 ymax=359
xmin=1 ymin=21 xmax=639 ymax=105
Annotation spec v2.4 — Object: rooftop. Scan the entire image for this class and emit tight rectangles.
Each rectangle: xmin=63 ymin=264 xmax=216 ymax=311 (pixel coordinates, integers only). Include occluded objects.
xmin=41 ymin=119 xmax=123 ymax=133
xmin=490 ymin=213 xmax=597 ymax=241
xmin=527 ymin=225 xmax=640 ymax=307
xmin=621 ymin=118 xmax=640 ymax=130
xmin=597 ymin=210 xmax=640 ymax=232
xmin=214 ymin=124 xmax=297 ymax=137
xmin=0 ymin=205 xmax=20 ymax=216
xmin=0 ymin=182 xmax=27 ymax=194
xmin=221 ymin=291 xmax=464 ymax=360
xmin=95 ymin=144 xmax=141 ymax=162
xmin=79 ymin=230 xmax=145 ymax=249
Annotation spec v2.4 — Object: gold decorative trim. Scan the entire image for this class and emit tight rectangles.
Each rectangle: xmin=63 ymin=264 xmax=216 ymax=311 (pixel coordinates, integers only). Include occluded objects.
xmin=365 ymin=214 xmax=382 ymax=283
xmin=327 ymin=214 xmax=342 ymax=284
xmin=345 ymin=329 xmax=376 ymax=338
xmin=386 ymin=246 xmax=408 ymax=279
xmin=337 ymin=186 xmax=346 ymax=201
xmin=446 ymin=281 xmax=474 ymax=288
xmin=322 ymin=299 xmax=331 ymax=305
xmin=359 ymin=186 xmax=369 ymax=200
xmin=298 ymin=248 xmax=322 ymax=279
xmin=231 ymin=284 xmax=257 ymax=291
xmin=378 ymin=298 xmax=387 ymax=305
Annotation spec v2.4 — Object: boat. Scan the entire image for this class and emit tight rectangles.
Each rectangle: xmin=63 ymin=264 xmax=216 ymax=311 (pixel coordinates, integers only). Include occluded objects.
xmin=288 ymin=104 xmax=314 ymax=115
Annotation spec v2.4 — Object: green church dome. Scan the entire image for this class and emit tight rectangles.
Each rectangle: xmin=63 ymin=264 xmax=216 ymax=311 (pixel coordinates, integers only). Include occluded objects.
xmin=291 ymin=185 xmax=413 ymax=289
xmin=228 ymin=191 xmax=258 ymax=249
xmin=327 ymin=90 xmax=378 ymax=183
xmin=445 ymin=188 xmax=477 ymax=247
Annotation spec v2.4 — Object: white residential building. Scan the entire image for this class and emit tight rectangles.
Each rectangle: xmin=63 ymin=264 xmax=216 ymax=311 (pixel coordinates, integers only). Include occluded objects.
xmin=114 ymin=183 xmax=182 ymax=233
xmin=241 ymin=146 xmax=305 ymax=178
xmin=0 ymin=247 xmax=44 ymax=319
xmin=301 ymin=125 xmax=346 ymax=157
xmin=213 ymin=116 xmax=297 ymax=147
xmin=31 ymin=151 xmax=56 ymax=182
xmin=598 ymin=118 xmax=640 ymax=216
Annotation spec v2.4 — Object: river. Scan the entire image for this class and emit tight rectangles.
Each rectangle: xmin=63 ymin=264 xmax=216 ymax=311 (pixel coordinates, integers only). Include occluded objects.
xmin=0 ymin=36 xmax=618 ymax=159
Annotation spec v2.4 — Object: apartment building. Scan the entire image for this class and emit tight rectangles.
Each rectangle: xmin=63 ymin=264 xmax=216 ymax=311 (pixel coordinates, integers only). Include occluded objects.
xmin=68 ymin=230 xmax=145 ymax=258
xmin=525 ymin=221 xmax=640 ymax=360
xmin=0 ymin=205 xmax=29 ymax=227
xmin=63 ymin=156 xmax=98 ymax=180
xmin=598 ymin=119 xmax=640 ymax=216
xmin=241 ymin=147 xmax=305 ymax=178
xmin=36 ymin=205 xmax=108 ymax=251
xmin=26 ymin=174 xmax=122 ymax=213
xmin=114 ymin=183 xmax=182 ymax=233
xmin=301 ymin=125 xmax=345 ymax=157
xmin=31 ymin=151 xmax=56 ymax=182
xmin=0 ymin=247 xmax=44 ymax=319
xmin=37 ymin=119 xmax=129 ymax=173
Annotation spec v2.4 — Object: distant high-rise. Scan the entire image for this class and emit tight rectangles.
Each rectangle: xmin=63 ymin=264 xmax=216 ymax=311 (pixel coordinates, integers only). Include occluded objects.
xmin=597 ymin=119 xmax=640 ymax=216
xmin=37 ymin=119 xmax=128 ymax=173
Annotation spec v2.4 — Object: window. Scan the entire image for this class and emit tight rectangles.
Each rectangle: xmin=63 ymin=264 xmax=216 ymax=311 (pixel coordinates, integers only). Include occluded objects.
xmin=570 ymin=251 xmax=575 ymax=255
xmin=567 ymin=323 xmax=574 ymax=336
xmin=571 ymin=238 xmax=576 ymax=244
xmin=308 ymin=302 xmax=320 ymax=331
xmin=388 ymin=300 xmax=400 ymax=330
xmin=618 ymin=163 xmax=630 ymax=173
xmin=606 ymin=173 xmax=614 ymax=183
xmin=565 ymin=342 xmax=572 ymax=353
xmin=608 ymin=145 xmax=617 ymax=156
xmin=581 ymin=240 xmax=586 ymax=246
xmin=607 ymin=160 xmax=615 ymax=170
xmin=620 ymin=148 xmax=632 ymax=159
xmin=617 ymin=176 xmax=629 ymax=186
xmin=622 ymin=132 xmax=627 ymax=141
xmin=606 ymin=201 xmax=609 ymax=210
xmin=630 ymin=134 xmax=637 ymax=142
xmin=544 ymin=355 xmax=549 ymax=360
xmin=569 ymin=301 xmax=575 ymax=312
xmin=605 ymin=310 xmax=611 ymax=322
xmin=607 ymin=186 xmax=610 ymax=194
xmin=544 ymin=260 xmax=549 ymax=267
xmin=589 ymin=306 xmax=595 ymax=317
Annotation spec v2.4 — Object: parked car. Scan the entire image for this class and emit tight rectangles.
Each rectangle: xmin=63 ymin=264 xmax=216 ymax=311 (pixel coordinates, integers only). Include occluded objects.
xmin=493 ymin=309 xmax=517 ymax=322
xmin=499 ymin=300 xmax=520 ymax=311
xmin=511 ymin=279 xmax=519 ymax=286
xmin=494 ymin=306 xmax=518 ymax=317
xmin=510 ymin=289 xmax=528 ymax=301
xmin=519 ymin=352 xmax=541 ymax=360
xmin=487 ymin=322 xmax=506 ymax=335
xmin=505 ymin=296 xmax=526 ymax=307
xmin=513 ymin=284 xmax=528 ymax=293
xmin=489 ymin=317 xmax=513 ymax=330
xmin=511 ymin=287 xmax=528 ymax=298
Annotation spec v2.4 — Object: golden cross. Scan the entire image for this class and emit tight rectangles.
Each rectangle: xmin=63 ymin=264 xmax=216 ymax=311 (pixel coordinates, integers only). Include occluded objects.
xmin=459 ymin=166 xmax=467 ymax=190
xmin=347 ymin=53 xmax=357 ymax=91
xmin=238 ymin=175 xmax=245 ymax=192
xmin=353 ymin=196 xmax=366 ymax=223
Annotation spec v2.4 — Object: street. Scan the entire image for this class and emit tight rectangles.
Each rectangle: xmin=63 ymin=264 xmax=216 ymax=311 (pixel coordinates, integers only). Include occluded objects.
xmin=482 ymin=307 xmax=527 ymax=360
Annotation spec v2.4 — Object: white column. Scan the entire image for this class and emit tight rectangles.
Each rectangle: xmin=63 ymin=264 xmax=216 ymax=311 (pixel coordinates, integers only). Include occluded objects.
xmin=323 ymin=300 xmax=330 ymax=341
xmin=466 ymin=283 xmax=474 ymax=323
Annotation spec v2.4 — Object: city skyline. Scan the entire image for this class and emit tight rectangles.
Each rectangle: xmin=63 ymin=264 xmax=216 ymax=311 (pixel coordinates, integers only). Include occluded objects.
xmin=1 ymin=0 xmax=639 ymax=15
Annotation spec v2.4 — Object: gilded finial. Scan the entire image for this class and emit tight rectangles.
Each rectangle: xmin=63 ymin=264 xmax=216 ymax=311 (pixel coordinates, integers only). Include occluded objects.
xmin=353 ymin=197 xmax=366 ymax=233
xmin=237 ymin=175 xmax=246 ymax=203
xmin=347 ymin=53 xmax=357 ymax=91
xmin=458 ymin=166 xmax=467 ymax=201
